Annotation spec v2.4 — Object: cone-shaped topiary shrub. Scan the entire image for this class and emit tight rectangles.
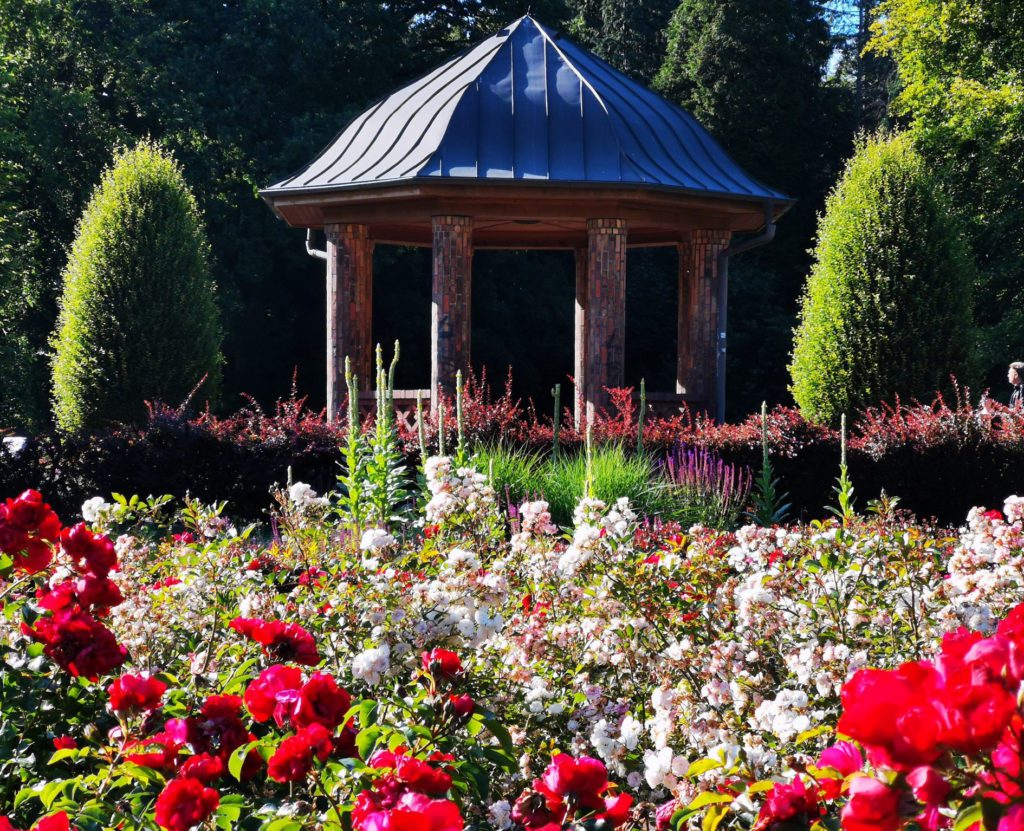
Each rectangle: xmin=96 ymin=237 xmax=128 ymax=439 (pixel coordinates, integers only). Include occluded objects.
xmin=51 ymin=141 xmax=222 ymax=432
xmin=789 ymin=133 xmax=975 ymax=424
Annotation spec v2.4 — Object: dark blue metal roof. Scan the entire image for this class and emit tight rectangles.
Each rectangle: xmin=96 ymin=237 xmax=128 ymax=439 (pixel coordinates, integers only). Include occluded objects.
xmin=264 ymin=16 xmax=789 ymax=203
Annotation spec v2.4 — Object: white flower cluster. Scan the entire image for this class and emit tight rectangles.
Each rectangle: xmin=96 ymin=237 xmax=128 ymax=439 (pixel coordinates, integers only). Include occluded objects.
xmin=81 ymin=496 xmax=112 ymax=524
xmin=288 ymin=481 xmax=328 ymax=509
xmin=424 ymin=456 xmax=496 ymax=524
xmin=352 ymin=644 xmax=391 ymax=686
xmin=511 ymin=500 xmax=557 ymax=554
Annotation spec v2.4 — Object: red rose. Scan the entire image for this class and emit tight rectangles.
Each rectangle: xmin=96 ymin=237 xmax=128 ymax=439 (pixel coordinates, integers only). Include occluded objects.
xmin=998 ymin=604 xmax=1024 ymax=642
xmin=1000 ymin=805 xmax=1024 ymax=831
xmin=600 ymin=793 xmax=633 ymax=828
xmin=123 ymin=734 xmax=181 ymax=770
xmin=367 ymin=747 xmax=453 ymax=795
xmin=244 ymin=664 xmax=303 ymax=723
xmin=352 ymin=791 xmax=464 ymax=831
xmin=6 ymin=491 xmax=61 ymax=538
xmin=511 ymin=790 xmax=562 ymax=829
xmin=108 ymin=673 xmax=167 ymax=714
xmin=838 ymin=663 xmax=945 ymax=770
xmin=51 ymin=736 xmax=77 ymax=751
xmin=154 ymin=777 xmax=220 ymax=831
xmin=0 ymin=813 xmax=71 ymax=831
xmin=840 ymin=776 xmax=902 ymax=831
xmin=753 ymin=776 xmax=820 ymax=831
xmin=60 ymin=523 xmax=117 ymax=578
xmin=816 ymin=740 xmax=863 ymax=799
xmin=74 ymin=575 xmax=124 ymax=614
xmin=267 ymin=723 xmax=334 ymax=782
xmin=10 ymin=539 xmax=53 ymax=575
xmin=291 ymin=672 xmax=351 ymax=730
xmin=230 ymin=617 xmax=320 ymax=665
xmin=22 ymin=607 xmax=127 ymax=680
xmin=537 ymin=754 xmax=609 ymax=812
xmin=178 ymin=753 xmax=225 ymax=784
xmin=393 ymin=793 xmax=464 ymax=831
xmin=448 ymin=693 xmax=475 ymax=719
xmin=421 ymin=648 xmax=462 ymax=679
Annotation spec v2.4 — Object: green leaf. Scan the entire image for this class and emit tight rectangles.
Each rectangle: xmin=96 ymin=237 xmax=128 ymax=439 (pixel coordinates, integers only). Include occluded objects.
xmin=688 ymin=791 xmax=734 ymax=810
xmin=702 ymin=804 xmax=729 ymax=831
xmin=263 ymin=820 xmax=303 ymax=831
xmin=48 ymin=748 xmax=80 ymax=765
xmin=795 ymin=725 xmax=833 ymax=745
xmin=356 ymin=725 xmax=383 ymax=759
xmin=686 ymin=758 xmax=722 ymax=777
xmin=228 ymin=739 xmax=259 ymax=782
xmin=953 ymin=802 xmax=983 ymax=831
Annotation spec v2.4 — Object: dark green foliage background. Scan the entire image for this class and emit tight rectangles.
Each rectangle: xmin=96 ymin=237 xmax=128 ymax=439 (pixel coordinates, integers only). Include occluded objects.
xmin=0 ymin=0 xmax=1014 ymax=429
xmin=51 ymin=142 xmax=223 ymax=432
xmin=790 ymin=134 xmax=975 ymax=423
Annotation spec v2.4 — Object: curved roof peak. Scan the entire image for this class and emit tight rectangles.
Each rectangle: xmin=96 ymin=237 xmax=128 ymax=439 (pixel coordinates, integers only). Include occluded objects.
xmin=263 ymin=15 xmax=789 ymax=203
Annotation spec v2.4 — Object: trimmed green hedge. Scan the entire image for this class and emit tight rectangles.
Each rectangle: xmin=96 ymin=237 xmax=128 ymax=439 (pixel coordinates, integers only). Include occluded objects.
xmin=51 ymin=141 xmax=222 ymax=432
xmin=790 ymin=133 xmax=975 ymax=423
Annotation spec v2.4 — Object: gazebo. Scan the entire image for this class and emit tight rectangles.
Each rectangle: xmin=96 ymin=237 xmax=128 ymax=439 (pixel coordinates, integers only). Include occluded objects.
xmin=261 ymin=15 xmax=791 ymax=423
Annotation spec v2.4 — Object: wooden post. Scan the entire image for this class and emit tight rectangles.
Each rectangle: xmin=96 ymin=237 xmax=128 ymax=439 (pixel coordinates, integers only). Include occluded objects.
xmin=431 ymin=215 xmax=473 ymax=412
xmin=573 ymin=246 xmax=587 ymax=426
xmin=677 ymin=230 xmax=730 ymax=417
xmin=584 ymin=218 xmax=627 ymax=414
xmin=325 ymin=223 xmax=373 ymax=422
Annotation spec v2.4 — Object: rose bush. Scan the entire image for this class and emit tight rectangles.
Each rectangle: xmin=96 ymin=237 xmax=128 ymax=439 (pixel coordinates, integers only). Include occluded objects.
xmin=0 ymin=453 xmax=1023 ymax=830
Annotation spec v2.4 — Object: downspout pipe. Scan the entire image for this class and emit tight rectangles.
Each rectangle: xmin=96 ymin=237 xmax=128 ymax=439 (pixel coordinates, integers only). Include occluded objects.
xmin=715 ymin=202 xmax=777 ymax=424
xmin=306 ymin=229 xmax=327 ymax=261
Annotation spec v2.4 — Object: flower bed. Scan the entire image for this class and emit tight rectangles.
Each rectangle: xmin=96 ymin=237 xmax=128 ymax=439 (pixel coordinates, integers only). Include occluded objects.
xmin=2 ymin=455 xmax=1024 ymax=829
xmin=4 ymin=380 xmax=1024 ymax=525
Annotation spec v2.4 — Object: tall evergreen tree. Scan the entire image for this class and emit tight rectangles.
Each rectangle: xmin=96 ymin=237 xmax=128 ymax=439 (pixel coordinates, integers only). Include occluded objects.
xmin=870 ymin=0 xmax=1024 ymax=391
xmin=655 ymin=0 xmax=853 ymax=415
xmin=567 ymin=0 xmax=678 ymax=82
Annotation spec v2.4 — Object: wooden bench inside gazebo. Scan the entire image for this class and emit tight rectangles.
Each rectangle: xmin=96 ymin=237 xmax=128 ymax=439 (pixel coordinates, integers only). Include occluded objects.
xmin=261 ymin=15 xmax=791 ymax=424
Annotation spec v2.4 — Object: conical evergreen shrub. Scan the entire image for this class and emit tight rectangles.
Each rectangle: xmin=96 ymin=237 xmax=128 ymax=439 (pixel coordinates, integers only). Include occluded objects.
xmin=52 ymin=141 xmax=222 ymax=432
xmin=790 ymin=133 xmax=975 ymax=424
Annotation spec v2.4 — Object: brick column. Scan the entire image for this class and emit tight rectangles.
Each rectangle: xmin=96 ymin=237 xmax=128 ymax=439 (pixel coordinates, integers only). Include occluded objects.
xmin=573 ymin=247 xmax=587 ymax=426
xmin=584 ymin=218 xmax=627 ymax=415
xmin=325 ymin=223 xmax=373 ymax=422
xmin=677 ymin=230 xmax=730 ymax=416
xmin=431 ymin=215 xmax=473 ymax=411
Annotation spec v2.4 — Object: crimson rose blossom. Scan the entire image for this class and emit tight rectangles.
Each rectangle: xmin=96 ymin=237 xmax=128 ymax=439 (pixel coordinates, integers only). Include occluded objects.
xmin=60 ymin=522 xmax=117 ymax=578
xmin=0 ymin=489 xmax=61 ymax=573
xmin=840 ymin=776 xmax=902 ymax=831
xmin=123 ymin=733 xmax=181 ymax=770
xmin=816 ymin=741 xmax=864 ymax=800
xmin=515 ymin=754 xmax=632 ymax=829
xmin=421 ymin=648 xmax=462 ymax=679
xmin=267 ymin=723 xmax=334 ymax=782
xmin=108 ymin=673 xmax=167 ymax=714
xmin=752 ymin=776 xmax=821 ymax=830
xmin=154 ymin=777 xmax=220 ymax=831
xmin=353 ymin=791 xmax=464 ymax=831
xmin=22 ymin=606 xmax=127 ymax=680
xmin=244 ymin=664 xmax=303 ymax=724
xmin=292 ymin=671 xmax=351 ymax=730
xmin=0 ymin=813 xmax=70 ymax=831
xmin=230 ymin=617 xmax=320 ymax=665
xmin=368 ymin=747 xmax=453 ymax=795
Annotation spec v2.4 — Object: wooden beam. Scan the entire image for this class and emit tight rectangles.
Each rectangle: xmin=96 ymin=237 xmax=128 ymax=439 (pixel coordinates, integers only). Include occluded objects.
xmin=584 ymin=218 xmax=627 ymax=415
xmin=324 ymin=223 xmax=374 ymax=422
xmin=677 ymin=230 xmax=730 ymax=417
xmin=431 ymin=215 xmax=473 ymax=412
